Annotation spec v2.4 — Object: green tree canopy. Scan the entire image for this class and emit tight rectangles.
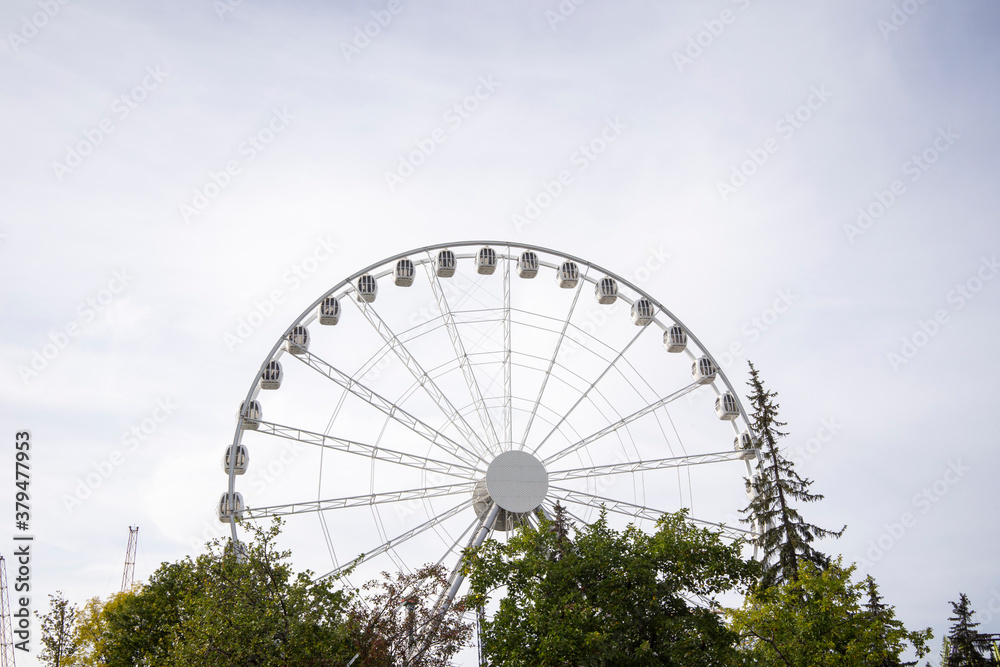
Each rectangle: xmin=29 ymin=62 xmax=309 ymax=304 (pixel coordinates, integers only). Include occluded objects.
xmin=466 ymin=506 xmax=759 ymax=666
xmin=72 ymin=519 xmax=355 ymax=666
xmin=728 ymin=559 xmax=931 ymax=666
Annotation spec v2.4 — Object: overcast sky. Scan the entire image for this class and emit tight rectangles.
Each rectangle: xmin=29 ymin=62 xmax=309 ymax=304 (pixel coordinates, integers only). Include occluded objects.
xmin=2 ymin=0 xmax=999 ymax=664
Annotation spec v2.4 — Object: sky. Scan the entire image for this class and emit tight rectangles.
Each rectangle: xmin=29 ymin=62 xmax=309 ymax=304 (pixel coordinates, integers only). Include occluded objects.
xmin=2 ymin=0 xmax=1000 ymax=664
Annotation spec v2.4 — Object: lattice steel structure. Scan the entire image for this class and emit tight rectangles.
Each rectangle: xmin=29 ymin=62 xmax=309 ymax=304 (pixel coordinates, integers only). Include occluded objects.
xmin=121 ymin=526 xmax=138 ymax=592
xmin=0 ymin=556 xmax=16 ymax=667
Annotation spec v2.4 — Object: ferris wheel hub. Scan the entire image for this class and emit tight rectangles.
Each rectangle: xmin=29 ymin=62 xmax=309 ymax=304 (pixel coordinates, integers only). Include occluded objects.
xmin=484 ymin=450 xmax=548 ymax=514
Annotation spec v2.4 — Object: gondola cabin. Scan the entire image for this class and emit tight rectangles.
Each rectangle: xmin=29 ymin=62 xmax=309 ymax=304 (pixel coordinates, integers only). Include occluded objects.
xmin=436 ymin=249 xmax=457 ymax=277
xmin=260 ymin=360 xmax=282 ymax=390
xmin=517 ymin=251 xmax=539 ymax=278
xmin=319 ymin=296 xmax=341 ymax=325
xmin=663 ymin=326 xmax=687 ymax=353
xmin=285 ymin=325 xmax=310 ymax=355
xmin=556 ymin=261 xmax=579 ymax=288
xmin=356 ymin=274 xmax=377 ymax=302
xmin=222 ymin=444 xmax=249 ymax=475
xmin=217 ymin=491 xmax=244 ymax=522
xmin=239 ymin=400 xmax=261 ymax=430
xmin=630 ymin=298 xmax=655 ymax=325
xmin=691 ymin=356 xmax=717 ymax=385
xmin=595 ymin=277 xmax=618 ymax=304
xmin=394 ymin=258 xmax=415 ymax=287
xmin=715 ymin=392 xmax=739 ymax=420
xmin=476 ymin=247 xmax=497 ymax=275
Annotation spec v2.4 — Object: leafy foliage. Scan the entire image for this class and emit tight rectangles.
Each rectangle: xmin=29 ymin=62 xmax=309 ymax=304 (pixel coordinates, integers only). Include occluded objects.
xmin=36 ymin=592 xmax=79 ymax=667
xmin=346 ymin=563 xmax=473 ymax=667
xmin=728 ymin=559 xmax=932 ymax=666
xmin=466 ymin=506 xmax=758 ymax=666
xmin=741 ymin=361 xmax=845 ymax=588
xmin=72 ymin=519 xmax=354 ymax=666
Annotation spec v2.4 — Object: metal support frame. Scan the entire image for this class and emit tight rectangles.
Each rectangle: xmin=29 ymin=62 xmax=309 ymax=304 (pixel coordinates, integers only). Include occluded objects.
xmin=121 ymin=525 xmax=138 ymax=592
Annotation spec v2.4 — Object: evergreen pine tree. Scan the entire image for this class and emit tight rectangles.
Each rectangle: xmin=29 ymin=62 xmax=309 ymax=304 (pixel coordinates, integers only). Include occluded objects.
xmin=740 ymin=361 xmax=845 ymax=589
xmin=865 ymin=575 xmax=919 ymax=666
xmin=946 ymin=593 xmax=992 ymax=667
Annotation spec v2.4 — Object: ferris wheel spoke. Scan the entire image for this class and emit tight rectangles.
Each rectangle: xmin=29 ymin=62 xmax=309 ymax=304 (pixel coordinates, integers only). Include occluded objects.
xmin=502 ymin=254 xmax=512 ymax=449
xmin=530 ymin=325 xmax=646 ymax=456
xmin=317 ymin=498 xmax=476 ymax=580
xmin=517 ymin=265 xmax=589 ymax=450
xmin=348 ymin=296 xmax=494 ymax=460
xmin=245 ymin=481 xmax=479 ymax=518
xmin=550 ymin=486 xmax=752 ymax=541
xmin=253 ymin=420 xmax=479 ymax=479
xmin=422 ymin=260 xmax=502 ymax=452
xmin=548 ymin=450 xmax=749 ymax=482
xmin=542 ymin=381 xmax=702 ymax=467
xmin=292 ymin=350 xmax=487 ymax=469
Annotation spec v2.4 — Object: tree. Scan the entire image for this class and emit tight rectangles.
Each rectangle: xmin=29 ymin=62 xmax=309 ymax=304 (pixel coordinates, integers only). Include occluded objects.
xmin=945 ymin=594 xmax=993 ymax=667
xmin=36 ymin=592 xmax=79 ymax=667
xmin=741 ymin=361 xmax=845 ymax=589
xmin=728 ymin=559 xmax=932 ymax=666
xmin=466 ymin=507 xmax=759 ymax=666
xmin=346 ymin=564 xmax=473 ymax=667
xmin=72 ymin=519 xmax=356 ymax=666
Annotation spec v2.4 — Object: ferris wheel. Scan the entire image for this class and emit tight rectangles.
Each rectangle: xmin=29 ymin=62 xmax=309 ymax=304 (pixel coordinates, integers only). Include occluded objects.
xmin=219 ymin=241 xmax=761 ymax=612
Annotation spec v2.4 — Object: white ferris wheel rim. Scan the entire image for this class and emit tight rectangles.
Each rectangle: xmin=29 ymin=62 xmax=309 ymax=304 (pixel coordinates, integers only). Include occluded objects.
xmin=221 ymin=240 xmax=761 ymax=596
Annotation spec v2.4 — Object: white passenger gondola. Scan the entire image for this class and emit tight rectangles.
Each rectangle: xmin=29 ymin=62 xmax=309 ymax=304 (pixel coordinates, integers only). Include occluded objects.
xmin=239 ymin=400 xmax=261 ymax=430
xmin=319 ymin=296 xmax=340 ymax=325
xmin=556 ymin=261 xmax=579 ymax=288
xmin=517 ymin=251 xmax=539 ymax=278
xmin=663 ymin=325 xmax=687 ymax=353
xmin=260 ymin=360 xmax=282 ymax=390
xmin=285 ymin=325 xmax=310 ymax=355
xmin=734 ymin=430 xmax=755 ymax=459
xmin=691 ymin=356 xmax=717 ymax=385
xmin=715 ymin=391 xmax=739 ymax=420
xmin=217 ymin=491 xmax=244 ymax=523
xmin=394 ymin=259 xmax=415 ymax=287
xmin=631 ymin=298 xmax=655 ymax=325
xmin=356 ymin=274 xmax=377 ymax=302
xmin=221 ymin=444 xmax=249 ymax=475
xmin=476 ymin=247 xmax=497 ymax=275
xmin=436 ymin=249 xmax=456 ymax=277
xmin=595 ymin=277 xmax=618 ymax=304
